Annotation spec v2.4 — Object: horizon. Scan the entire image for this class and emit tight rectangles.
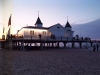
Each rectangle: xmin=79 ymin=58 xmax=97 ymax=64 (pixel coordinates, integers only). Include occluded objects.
xmin=0 ymin=0 xmax=100 ymax=38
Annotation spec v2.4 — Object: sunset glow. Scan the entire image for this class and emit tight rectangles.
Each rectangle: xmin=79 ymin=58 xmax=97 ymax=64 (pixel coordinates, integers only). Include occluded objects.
xmin=0 ymin=0 xmax=100 ymax=38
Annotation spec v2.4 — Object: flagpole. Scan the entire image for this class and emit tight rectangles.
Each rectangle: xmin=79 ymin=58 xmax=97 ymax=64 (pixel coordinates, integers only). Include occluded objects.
xmin=8 ymin=14 xmax=12 ymax=50
xmin=10 ymin=14 xmax=12 ymax=51
xmin=10 ymin=24 xmax=11 ymax=39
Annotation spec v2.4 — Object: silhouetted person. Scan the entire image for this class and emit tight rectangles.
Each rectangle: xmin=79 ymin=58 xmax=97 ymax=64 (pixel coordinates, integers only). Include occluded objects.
xmin=85 ymin=37 xmax=87 ymax=41
xmin=81 ymin=37 xmax=83 ymax=40
xmin=39 ymin=34 xmax=42 ymax=40
xmin=51 ymin=34 xmax=53 ymax=39
xmin=75 ymin=35 xmax=79 ymax=40
xmin=93 ymin=44 xmax=96 ymax=52
xmin=96 ymin=44 xmax=99 ymax=51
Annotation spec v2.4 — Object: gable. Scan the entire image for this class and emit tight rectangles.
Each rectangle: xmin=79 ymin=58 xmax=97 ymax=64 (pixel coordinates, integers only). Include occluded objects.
xmin=48 ymin=23 xmax=66 ymax=32
xmin=48 ymin=23 xmax=68 ymax=36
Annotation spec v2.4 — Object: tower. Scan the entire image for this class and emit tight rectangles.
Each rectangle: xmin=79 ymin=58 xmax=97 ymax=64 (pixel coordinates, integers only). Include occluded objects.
xmin=65 ymin=17 xmax=72 ymax=31
xmin=35 ymin=11 xmax=43 ymax=27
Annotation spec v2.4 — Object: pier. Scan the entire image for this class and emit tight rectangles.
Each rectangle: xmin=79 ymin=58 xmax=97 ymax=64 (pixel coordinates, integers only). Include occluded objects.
xmin=0 ymin=36 xmax=100 ymax=51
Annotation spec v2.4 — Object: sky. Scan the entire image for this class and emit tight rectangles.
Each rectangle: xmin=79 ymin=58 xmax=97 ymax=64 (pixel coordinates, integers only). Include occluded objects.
xmin=0 ymin=0 xmax=100 ymax=38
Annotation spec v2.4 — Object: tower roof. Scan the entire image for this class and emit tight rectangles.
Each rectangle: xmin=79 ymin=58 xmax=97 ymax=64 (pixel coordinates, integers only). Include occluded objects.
xmin=35 ymin=17 xmax=43 ymax=25
xmin=65 ymin=21 xmax=72 ymax=28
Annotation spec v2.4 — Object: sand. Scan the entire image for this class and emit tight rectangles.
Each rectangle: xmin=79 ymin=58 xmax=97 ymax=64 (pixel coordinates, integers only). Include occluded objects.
xmin=0 ymin=48 xmax=100 ymax=75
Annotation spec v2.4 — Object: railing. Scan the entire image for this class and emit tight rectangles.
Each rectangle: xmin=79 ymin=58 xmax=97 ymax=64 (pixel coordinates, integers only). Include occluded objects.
xmin=12 ymin=35 xmax=92 ymax=41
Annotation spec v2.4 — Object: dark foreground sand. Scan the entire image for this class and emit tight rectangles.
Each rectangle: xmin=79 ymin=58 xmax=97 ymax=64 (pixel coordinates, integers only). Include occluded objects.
xmin=0 ymin=48 xmax=100 ymax=75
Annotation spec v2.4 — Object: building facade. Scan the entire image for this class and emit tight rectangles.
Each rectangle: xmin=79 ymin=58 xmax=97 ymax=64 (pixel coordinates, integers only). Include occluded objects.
xmin=17 ymin=16 xmax=74 ymax=40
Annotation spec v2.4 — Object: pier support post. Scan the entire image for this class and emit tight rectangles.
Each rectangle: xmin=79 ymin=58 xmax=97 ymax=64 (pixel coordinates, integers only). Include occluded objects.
xmin=21 ymin=42 xmax=22 ymax=50
xmin=47 ymin=43 xmax=48 ymax=47
xmin=49 ymin=43 xmax=50 ymax=47
xmin=57 ymin=42 xmax=60 ymax=48
xmin=30 ymin=43 xmax=31 ymax=50
xmin=72 ymin=42 xmax=75 ymax=48
xmin=40 ymin=42 xmax=43 ymax=49
xmin=79 ymin=42 xmax=82 ymax=48
xmin=43 ymin=42 xmax=45 ymax=49
xmin=63 ymin=42 xmax=66 ymax=48
xmin=52 ymin=43 xmax=54 ymax=47
xmin=15 ymin=42 xmax=17 ymax=49
xmin=4 ymin=43 xmax=7 ymax=48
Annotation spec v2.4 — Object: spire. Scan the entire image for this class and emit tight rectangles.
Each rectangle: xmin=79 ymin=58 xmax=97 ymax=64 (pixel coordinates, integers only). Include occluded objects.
xmin=65 ymin=21 xmax=72 ymax=28
xmin=65 ymin=16 xmax=72 ymax=28
xmin=35 ymin=17 xmax=43 ymax=25
xmin=35 ymin=11 xmax=43 ymax=27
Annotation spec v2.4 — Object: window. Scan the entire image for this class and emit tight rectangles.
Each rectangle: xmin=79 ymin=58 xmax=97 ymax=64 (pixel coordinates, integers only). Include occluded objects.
xmin=57 ymin=27 xmax=60 ymax=28
xmin=30 ymin=31 xmax=32 ymax=35
xmin=30 ymin=30 xmax=34 ymax=35
xmin=43 ymin=31 xmax=46 ymax=36
xmin=45 ymin=32 xmax=46 ymax=36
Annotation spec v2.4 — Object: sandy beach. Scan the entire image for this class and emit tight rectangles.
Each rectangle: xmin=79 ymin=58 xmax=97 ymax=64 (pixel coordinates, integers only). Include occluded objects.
xmin=0 ymin=48 xmax=100 ymax=75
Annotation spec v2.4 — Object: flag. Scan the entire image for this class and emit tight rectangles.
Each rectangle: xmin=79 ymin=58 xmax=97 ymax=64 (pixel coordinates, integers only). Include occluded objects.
xmin=8 ymin=27 xmax=10 ymax=36
xmin=8 ymin=14 xmax=12 ymax=26
xmin=6 ymin=27 xmax=10 ymax=40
